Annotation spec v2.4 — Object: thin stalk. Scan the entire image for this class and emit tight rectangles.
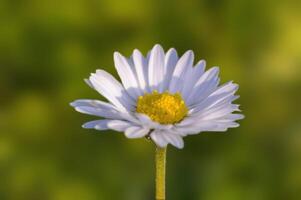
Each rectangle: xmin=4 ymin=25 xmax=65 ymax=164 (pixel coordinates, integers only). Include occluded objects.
xmin=155 ymin=146 xmax=167 ymax=200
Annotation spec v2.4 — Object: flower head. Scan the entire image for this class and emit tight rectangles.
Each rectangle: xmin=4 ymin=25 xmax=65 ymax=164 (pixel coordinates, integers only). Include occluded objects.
xmin=70 ymin=44 xmax=244 ymax=149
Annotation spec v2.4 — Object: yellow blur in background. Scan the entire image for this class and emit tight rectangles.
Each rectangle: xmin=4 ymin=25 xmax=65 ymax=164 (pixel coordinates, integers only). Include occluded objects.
xmin=1 ymin=0 xmax=301 ymax=199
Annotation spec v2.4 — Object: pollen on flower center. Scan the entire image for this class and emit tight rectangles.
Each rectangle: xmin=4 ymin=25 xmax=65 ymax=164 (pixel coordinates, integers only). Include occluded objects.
xmin=136 ymin=90 xmax=188 ymax=124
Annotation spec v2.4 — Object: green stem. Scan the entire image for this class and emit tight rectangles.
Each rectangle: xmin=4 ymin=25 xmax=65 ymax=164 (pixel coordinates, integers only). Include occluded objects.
xmin=155 ymin=146 xmax=167 ymax=200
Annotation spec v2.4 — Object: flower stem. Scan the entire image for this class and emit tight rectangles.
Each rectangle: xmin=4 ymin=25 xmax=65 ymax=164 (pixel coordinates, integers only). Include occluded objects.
xmin=155 ymin=146 xmax=167 ymax=200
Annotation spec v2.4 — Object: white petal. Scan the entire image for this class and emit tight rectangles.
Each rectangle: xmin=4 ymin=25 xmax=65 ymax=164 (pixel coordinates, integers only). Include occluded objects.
xmin=150 ymin=130 xmax=168 ymax=148
xmin=175 ymin=111 xmax=243 ymax=135
xmin=168 ymin=50 xmax=194 ymax=93
xmin=70 ymin=99 xmax=123 ymax=119
xmin=175 ymin=116 xmax=198 ymax=127
xmin=114 ymin=52 xmax=142 ymax=98
xmin=135 ymin=113 xmax=173 ymax=130
xmin=179 ymin=99 xmax=241 ymax=128
xmin=135 ymin=113 xmax=155 ymax=127
xmin=220 ymin=113 xmax=245 ymax=121
xmin=74 ymin=106 xmax=121 ymax=119
xmin=190 ymin=82 xmax=239 ymax=114
xmin=73 ymin=107 xmax=138 ymax=123
xmin=181 ymin=60 xmax=206 ymax=100
xmin=162 ymin=48 xmax=178 ymax=91
xmin=186 ymin=67 xmax=220 ymax=106
xmin=107 ymin=120 xmax=134 ymax=132
xmin=150 ymin=130 xmax=184 ymax=149
xmin=82 ymin=119 xmax=135 ymax=132
xmin=82 ymin=120 xmax=110 ymax=130
xmin=162 ymin=133 xmax=184 ymax=149
xmin=204 ymin=120 xmax=240 ymax=131
xmin=211 ymin=81 xmax=239 ymax=96
xmin=192 ymin=94 xmax=239 ymax=113
xmin=132 ymin=49 xmax=149 ymax=92
xmin=148 ymin=44 xmax=165 ymax=92
xmin=175 ymin=121 xmax=219 ymax=135
xmin=125 ymin=126 xmax=149 ymax=138
xmin=89 ymin=70 xmax=135 ymax=111
xmin=70 ymin=99 xmax=115 ymax=108
xmin=178 ymin=105 xmax=243 ymax=134
xmin=84 ymin=78 xmax=94 ymax=89
xmin=196 ymin=104 xmax=240 ymax=120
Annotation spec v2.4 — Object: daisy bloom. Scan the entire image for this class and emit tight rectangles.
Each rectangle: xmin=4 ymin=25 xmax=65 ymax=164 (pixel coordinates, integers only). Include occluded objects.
xmin=71 ymin=44 xmax=244 ymax=149
xmin=70 ymin=44 xmax=244 ymax=200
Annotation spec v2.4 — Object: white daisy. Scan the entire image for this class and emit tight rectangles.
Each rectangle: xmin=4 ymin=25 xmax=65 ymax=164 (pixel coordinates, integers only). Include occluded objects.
xmin=70 ymin=44 xmax=244 ymax=149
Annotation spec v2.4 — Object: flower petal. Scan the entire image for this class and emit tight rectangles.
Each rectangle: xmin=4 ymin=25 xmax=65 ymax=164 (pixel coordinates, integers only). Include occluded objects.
xmin=196 ymin=104 xmax=240 ymax=120
xmin=219 ymin=113 xmax=245 ymax=121
xmin=190 ymin=81 xmax=239 ymax=114
xmin=181 ymin=60 xmax=206 ymax=100
xmin=168 ymin=50 xmax=194 ymax=93
xmin=125 ymin=126 xmax=149 ymax=138
xmin=148 ymin=44 xmax=165 ymax=92
xmin=70 ymin=99 xmax=114 ymax=108
xmin=70 ymin=99 xmax=123 ymax=119
xmin=186 ymin=67 xmax=220 ymax=106
xmin=174 ymin=121 xmax=219 ymax=135
xmin=107 ymin=120 xmax=134 ymax=132
xmin=82 ymin=119 xmax=135 ymax=132
xmin=114 ymin=52 xmax=142 ymax=98
xmin=132 ymin=49 xmax=150 ymax=92
xmin=84 ymin=78 xmax=94 ymax=89
xmin=162 ymin=133 xmax=184 ymax=149
xmin=163 ymin=48 xmax=178 ymax=91
xmin=89 ymin=70 xmax=135 ymax=111
xmin=175 ymin=111 xmax=244 ymax=135
xmin=135 ymin=113 xmax=173 ymax=130
xmin=74 ymin=106 xmax=121 ymax=119
xmin=82 ymin=119 xmax=110 ymax=130
xmin=70 ymin=99 xmax=138 ymax=123
xmin=150 ymin=130 xmax=184 ymax=149
xmin=150 ymin=130 xmax=168 ymax=148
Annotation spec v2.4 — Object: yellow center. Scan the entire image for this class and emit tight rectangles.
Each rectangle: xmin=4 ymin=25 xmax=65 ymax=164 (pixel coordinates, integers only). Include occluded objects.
xmin=136 ymin=90 xmax=188 ymax=124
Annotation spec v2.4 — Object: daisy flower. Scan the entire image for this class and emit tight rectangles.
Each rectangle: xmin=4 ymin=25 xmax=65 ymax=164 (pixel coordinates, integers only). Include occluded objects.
xmin=70 ymin=44 xmax=244 ymax=149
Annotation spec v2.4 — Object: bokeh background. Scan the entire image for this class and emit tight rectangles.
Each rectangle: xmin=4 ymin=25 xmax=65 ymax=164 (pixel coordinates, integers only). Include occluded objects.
xmin=1 ymin=0 xmax=301 ymax=199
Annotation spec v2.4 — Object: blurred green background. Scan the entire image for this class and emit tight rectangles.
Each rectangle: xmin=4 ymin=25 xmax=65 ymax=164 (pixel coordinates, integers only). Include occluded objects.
xmin=1 ymin=0 xmax=301 ymax=199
